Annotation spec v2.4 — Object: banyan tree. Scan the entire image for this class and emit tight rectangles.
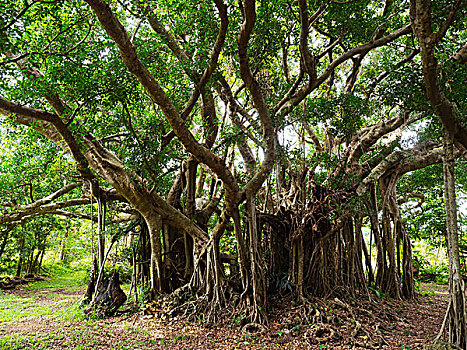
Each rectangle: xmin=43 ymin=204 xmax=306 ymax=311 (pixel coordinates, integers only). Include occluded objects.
xmin=0 ymin=0 xmax=466 ymax=327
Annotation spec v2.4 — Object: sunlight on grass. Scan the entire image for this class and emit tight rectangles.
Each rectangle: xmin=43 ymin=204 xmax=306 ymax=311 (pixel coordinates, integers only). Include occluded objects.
xmin=0 ymin=267 xmax=87 ymax=324
xmin=0 ymin=334 xmax=29 ymax=350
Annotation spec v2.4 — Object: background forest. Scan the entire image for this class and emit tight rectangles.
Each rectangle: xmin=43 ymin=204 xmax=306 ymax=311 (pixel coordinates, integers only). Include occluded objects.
xmin=1 ymin=0 xmax=467 ymax=347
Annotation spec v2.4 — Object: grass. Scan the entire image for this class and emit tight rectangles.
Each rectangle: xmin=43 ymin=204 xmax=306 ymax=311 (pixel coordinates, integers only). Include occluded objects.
xmin=0 ymin=265 xmax=163 ymax=350
xmin=0 ymin=267 xmax=87 ymax=324
xmin=0 ymin=266 xmax=88 ymax=349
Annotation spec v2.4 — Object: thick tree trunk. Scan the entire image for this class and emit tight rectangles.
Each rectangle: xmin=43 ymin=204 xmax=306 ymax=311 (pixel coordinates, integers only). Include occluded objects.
xmin=442 ymin=128 xmax=466 ymax=348
xmin=368 ymin=184 xmax=386 ymax=291
xmin=378 ymin=175 xmax=416 ymax=299
xmin=233 ymin=207 xmax=249 ymax=296
xmin=381 ymin=203 xmax=401 ymax=299
xmin=203 ymin=211 xmax=229 ymax=305
xmin=401 ymin=222 xmax=415 ymax=299
xmin=246 ymin=194 xmax=266 ymax=323
xmin=32 ymin=248 xmax=42 ymax=274
xmin=84 ymin=257 xmax=99 ymax=304
xmin=361 ymin=222 xmax=375 ymax=285
xmin=87 ymin=270 xmax=127 ymax=316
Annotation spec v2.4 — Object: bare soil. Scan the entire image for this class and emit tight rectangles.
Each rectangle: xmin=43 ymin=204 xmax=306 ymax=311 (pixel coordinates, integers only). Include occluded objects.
xmin=0 ymin=283 xmax=449 ymax=349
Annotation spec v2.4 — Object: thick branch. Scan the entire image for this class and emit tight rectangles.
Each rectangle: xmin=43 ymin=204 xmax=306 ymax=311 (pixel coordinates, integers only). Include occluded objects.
xmin=10 ymin=183 xmax=80 ymax=211
xmin=84 ymin=0 xmax=238 ymax=196
xmin=277 ymin=24 xmax=413 ymax=115
xmin=452 ymin=42 xmax=467 ymax=64
xmin=347 ymin=111 xmax=423 ymax=165
xmin=0 ymin=97 xmax=93 ymax=179
xmin=358 ymin=147 xmax=444 ymax=194
xmin=410 ymin=0 xmax=467 ymax=150
xmin=0 ymin=198 xmax=90 ymax=225
xmin=237 ymin=0 xmax=275 ymax=197
xmin=83 ymin=136 xmax=209 ymax=242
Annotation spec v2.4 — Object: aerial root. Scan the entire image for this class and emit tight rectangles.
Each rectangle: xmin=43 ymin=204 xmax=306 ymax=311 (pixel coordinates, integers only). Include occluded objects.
xmin=170 ymin=294 xmax=225 ymax=325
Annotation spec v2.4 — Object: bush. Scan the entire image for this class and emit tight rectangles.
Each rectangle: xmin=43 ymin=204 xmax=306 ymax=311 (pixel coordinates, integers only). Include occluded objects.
xmin=417 ymin=264 xmax=449 ymax=284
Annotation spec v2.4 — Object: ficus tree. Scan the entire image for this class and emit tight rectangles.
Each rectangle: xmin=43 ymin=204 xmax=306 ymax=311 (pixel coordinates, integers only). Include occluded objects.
xmin=0 ymin=0 xmax=465 ymax=329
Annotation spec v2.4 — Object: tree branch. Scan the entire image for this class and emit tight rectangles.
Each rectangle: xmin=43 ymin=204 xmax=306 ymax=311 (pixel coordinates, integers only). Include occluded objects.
xmin=84 ymin=0 xmax=239 ymax=196
xmin=410 ymin=0 xmax=467 ymax=150
xmin=238 ymin=0 xmax=276 ymax=197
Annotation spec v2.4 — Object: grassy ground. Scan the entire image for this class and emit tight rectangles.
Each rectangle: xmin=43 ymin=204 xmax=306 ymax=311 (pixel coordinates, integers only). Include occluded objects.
xmin=0 ymin=267 xmax=175 ymax=350
xmin=0 ymin=269 xmax=87 ymax=324
xmin=0 ymin=267 xmax=450 ymax=349
xmin=0 ymin=267 xmax=86 ymax=349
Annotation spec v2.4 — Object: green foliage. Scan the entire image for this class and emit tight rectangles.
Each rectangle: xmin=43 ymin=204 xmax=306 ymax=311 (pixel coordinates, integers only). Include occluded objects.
xmin=268 ymin=272 xmax=293 ymax=294
xmin=0 ymin=0 xmax=465 ymax=328
xmin=368 ymin=283 xmax=391 ymax=299
xmin=423 ymin=264 xmax=449 ymax=285
xmin=304 ymin=94 xmax=371 ymax=142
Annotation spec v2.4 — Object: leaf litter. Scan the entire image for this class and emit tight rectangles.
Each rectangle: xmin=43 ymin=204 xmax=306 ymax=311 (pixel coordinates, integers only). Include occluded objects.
xmin=0 ymin=283 xmax=450 ymax=349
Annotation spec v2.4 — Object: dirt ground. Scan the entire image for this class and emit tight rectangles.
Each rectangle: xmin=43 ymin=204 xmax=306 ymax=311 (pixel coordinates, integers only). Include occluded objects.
xmin=0 ymin=282 xmax=450 ymax=349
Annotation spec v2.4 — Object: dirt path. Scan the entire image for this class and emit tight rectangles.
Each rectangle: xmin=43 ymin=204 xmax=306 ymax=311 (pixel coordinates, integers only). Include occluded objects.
xmin=0 ymin=281 xmax=450 ymax=349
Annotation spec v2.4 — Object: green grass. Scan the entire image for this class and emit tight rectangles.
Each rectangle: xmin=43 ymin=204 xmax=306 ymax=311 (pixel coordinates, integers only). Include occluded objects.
xmin=0 ymin=265 xmax=161 ymax=350
xmin=0 ymin=267 xmax=87 ymax=324
xmin=0 ymin=267 xmax=90 ymax=349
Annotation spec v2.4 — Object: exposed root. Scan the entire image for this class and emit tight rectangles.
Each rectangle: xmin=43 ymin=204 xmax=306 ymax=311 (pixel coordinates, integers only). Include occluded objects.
xmin=307 ymin=323 xmax=336 ymax=343
xmin=142 ymin=295 xmax=172 ymax=320
xmin=0 ymin=275 xmax=45 ymax=290
xmin=170 ymin=294 xmax=226 ymax=326
xmin=242 ymin=323 xmax=266 ymax=337
xmin=426 ymin=340 xmax=463 ymax=350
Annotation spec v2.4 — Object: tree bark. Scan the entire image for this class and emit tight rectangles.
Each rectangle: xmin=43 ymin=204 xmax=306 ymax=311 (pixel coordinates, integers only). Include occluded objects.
xmin=443 ymin=127 xmax=467 ymax=348
xmin=0 ymin=233 xmax=8 ymax=260
xmin=15 ymin=235 xmax=25 ymax=278
xmin=246 ymin=193 xmax=266 ymax=323
xmin=147 ymin=212 xmax=163 ymax=295
xmin=60 ymin=225 xmax=69 ymax=262
xmin=97 ymin=195 xmax=106 ymax=268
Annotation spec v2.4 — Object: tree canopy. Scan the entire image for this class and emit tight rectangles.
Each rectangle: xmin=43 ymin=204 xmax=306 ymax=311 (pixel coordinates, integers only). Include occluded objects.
xmin=0 ymin=0 xmax=466 ymax=328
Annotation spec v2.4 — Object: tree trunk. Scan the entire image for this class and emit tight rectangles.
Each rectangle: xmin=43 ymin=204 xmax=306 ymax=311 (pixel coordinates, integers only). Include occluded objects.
xmin=368 ymin=184 xmax=387 ymax=291
xmin=246 ymin=194 xmax=266 ymax=323
xmin=32 ymin=247 xmax=42 ymax=274
xmin=0 ymin=233 xmax=8 ymax=260
xmin=60 ymin=226 xmax=69 ymax=262
xmin=361 ymin=225 xmax=375 ymax=285
xmin=442 ymin=127 xmax=466 ymax=348
xmin=146 ymin=212 xmax=163 ymax=295
xmin=37 ymin=249 xmax=45 ymax=274
xmin=400 ymin=221 xmax=415 ymax=299
xmin=26 ymin=251 xmax=34 ymax=274
xmin=15 ymin=235 xmax=25 ymax=278
xmin=84 ymin=257 xmax=99 ymax=304
xmin=97 ymin=196 xmax=106 ymax=268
